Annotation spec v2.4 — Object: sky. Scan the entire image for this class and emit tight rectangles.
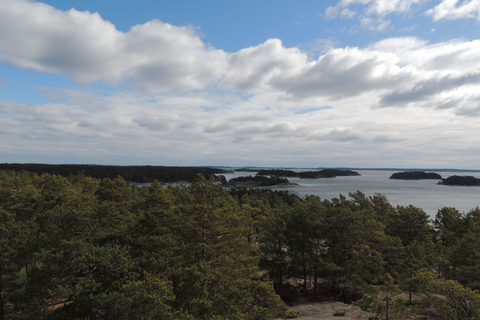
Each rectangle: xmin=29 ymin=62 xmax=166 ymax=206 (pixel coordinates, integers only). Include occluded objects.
xmin=1 ymin=0 xmax=480 ymax=169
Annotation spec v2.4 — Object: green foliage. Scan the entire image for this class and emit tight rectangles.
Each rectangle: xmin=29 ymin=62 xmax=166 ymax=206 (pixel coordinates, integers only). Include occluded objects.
xmin=1 ymin=169 xmax=480 ymax=319
xmin=0 ymin=163 xmax=230 ymax=183
xmin=434 ymin=207 xmax=480 ymax=290
xmin=284 ymin=196 xmax=325 ymax=290
xmin=434 ymin=207 xmax=465 ymax=247
xmin=228 ymin=175 xmax=289 ymax=186
xmin=417 ymin=272 xmax=480 ymax=320
xmin=385 ymin=205 xmax=433 ymax=247
xmin=0 ymin=172 xmax=287 ymax=319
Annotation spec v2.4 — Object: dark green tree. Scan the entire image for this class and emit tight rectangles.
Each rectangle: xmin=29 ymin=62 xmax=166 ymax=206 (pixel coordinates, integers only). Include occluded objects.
xmin=385 ymin=205 xmax=433 ymax=247
xmin=170 ymin=175 xmax=287 ymax=319
xmin=284 ymin=196 xmax=326 ymax=291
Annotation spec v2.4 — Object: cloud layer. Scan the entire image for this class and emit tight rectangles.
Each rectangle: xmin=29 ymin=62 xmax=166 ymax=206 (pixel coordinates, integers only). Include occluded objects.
xmin=325 ymin=0 xmax=480 ymax=31
xmin=1 ymin=0 xmax=480 ymax=168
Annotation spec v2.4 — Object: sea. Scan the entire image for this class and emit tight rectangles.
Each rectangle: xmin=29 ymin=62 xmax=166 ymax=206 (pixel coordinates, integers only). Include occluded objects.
xmin=221 ymin=169 xmax=480 ymax=218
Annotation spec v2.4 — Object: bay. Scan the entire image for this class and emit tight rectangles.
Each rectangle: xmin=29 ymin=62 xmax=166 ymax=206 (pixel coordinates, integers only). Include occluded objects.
xmin=222 ymin=170 xmax=480 ymax=218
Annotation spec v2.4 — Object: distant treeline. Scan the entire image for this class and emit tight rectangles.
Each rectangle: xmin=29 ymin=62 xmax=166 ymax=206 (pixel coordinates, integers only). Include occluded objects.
xmin=227 ymin=175 xmax=290 ymax=187
xmin=0 ymin=163 xmax=231 ymax=183
xmin=389 ymin=171 xmax=443 ymax=180
xmin=256 ymin=168 xmax=360 ymax=178
xmin=439 ymin=175 xmax=480 ymax=186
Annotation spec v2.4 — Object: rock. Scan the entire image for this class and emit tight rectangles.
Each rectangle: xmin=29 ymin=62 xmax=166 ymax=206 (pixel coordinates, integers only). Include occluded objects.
xmin=275 ymin=301 xmax=375 ymax=320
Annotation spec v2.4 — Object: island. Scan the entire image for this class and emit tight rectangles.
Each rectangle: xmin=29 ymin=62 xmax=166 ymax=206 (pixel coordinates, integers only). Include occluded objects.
xmin=389 ymin=171 xmax=442 ymax=180
xmin=256 ymin=168 xmax=360 ymax=179
xmin=234 ymin=168 xmax=260 ymax=172
xmin=227 ymin=175 xmax=299 ymax=187
xmin=439 ymin=175 xmax=480 ymax=186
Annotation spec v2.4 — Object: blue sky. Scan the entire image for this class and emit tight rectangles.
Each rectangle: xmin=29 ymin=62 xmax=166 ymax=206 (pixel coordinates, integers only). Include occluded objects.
xmin=1 ymin=0 xmax=480 ymax=168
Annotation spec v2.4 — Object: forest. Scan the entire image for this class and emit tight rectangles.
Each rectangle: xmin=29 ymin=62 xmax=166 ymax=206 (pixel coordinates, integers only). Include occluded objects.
xmin=389 ymin=171 xmax=443 ymax=180
xmin=0 ymin=164 xmax=230 ymax=183
xmin=439 ymin=175 xmax=480 ymax=186
xmin=1 ymin=170 xmax=480 ymax=319
xmin=255 ymin=169 xmax=360 ymax=179
xmin=226 ymin=175 xmax=291 ymax=187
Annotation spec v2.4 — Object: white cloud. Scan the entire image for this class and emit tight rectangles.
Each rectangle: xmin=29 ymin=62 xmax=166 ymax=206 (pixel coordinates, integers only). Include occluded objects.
xmin=324 ymin=0 xmax=429 ymax=31
xmin=0 ymin=0 xmax=227 ymax=92
xmin=331 ymin=0 xmax=429 ymax=16
xmin=369 ymin=36 xmax=428 ymax=55
xmin=219 ymin=39 xmax=307 ymax=93
xmin=425 ymin=0 xmax=480 ymax=21
xmin=341 ymin=8 xmax=358 ymax=18
xmin=360 ymin=16 xmax=393 ymax=31
xmin=2 ymin=0 xmax=480 ymax=167
xmin=122 ymin=21 xmax=227 ymax=92
xmin=324 ymin=5 xmax=341 ymax=19
xmin=325 ymin=0 xmax=480 ymax=28
xmin=363 ymin=0 xmax=429 ymax=16
xmin=6 ymin=0 xmax=479 ymax=106
xmin=270 ymin=46 xmax=407 ymax=100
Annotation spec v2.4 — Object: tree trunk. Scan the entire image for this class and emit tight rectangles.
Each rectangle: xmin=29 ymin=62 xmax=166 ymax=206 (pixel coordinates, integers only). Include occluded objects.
xmin=409 ymin=286 xmax=412 ymax=305
xmin=303 ymin=263 xmax=307 ymax=289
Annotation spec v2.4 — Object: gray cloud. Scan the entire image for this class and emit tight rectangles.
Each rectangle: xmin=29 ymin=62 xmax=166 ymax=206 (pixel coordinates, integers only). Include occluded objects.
xmin=230 ymin=122 xmax=305 ymax=142
xmin=379 ymin=73 xmax=480 ymax=107
xmin=326 ymin=128 xmax=363 ymax=143
xmin=229 ymin=115 xmax=270 ymax=122
xmin=204 ymin=123 xmax=230 ymax=134
xmin=309 ymin=128 xmax=364 ymax=143
xmin=453 ymin=96 xmax=480 ymax=116
xmin=133 ymin=117 xmax=171 ymax=131
xmin=372 ymin=134 xmax=405 ymax=143
xmin=423 ymin=47 xmax=472 ymax=70
xmin=272 ymin=48 xmax=406 ymax=100
xmin=456 ymin=104 xmax=480 ymax=116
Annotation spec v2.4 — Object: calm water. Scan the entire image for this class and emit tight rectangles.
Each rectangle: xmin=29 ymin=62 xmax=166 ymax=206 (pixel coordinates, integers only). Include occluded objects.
xmin=222 ymin=170 xmax=480 ymax=218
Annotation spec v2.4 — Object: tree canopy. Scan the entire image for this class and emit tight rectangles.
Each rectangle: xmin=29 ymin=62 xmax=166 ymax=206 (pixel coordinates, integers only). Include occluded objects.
xmin=0 ymin=169 xmax=479 ymax=319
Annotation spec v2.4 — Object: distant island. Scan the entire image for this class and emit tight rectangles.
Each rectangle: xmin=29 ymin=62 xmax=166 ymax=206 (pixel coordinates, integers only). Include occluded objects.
xmin=439 ymin=175 xmax=480 ymax=186
xmin=256 ymin=168 xmax=360 ymax=179
xmin=227 ymin=175 xmax=298 ymax=187
xmin=389 ymin=171 xmax=443 ymax=180
xmin=234 ymin=168 xmax=259 ymax=172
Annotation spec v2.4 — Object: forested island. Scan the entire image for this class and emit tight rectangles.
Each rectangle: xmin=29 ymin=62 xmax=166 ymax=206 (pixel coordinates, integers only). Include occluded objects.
xmin=389 ymin=171 xmax=443 ymax=180
xmin=439 ymin=175 xmax=480 ymax=186
xmin=226 ymin=175 xmax=297 ymax=187
xmin=2 ymin=169 xmax=480 ymax=319
xmin=256 ymin=168 xmax=360 ymax=179
xmin=0 ymin=163 xmax=231 ymax=183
